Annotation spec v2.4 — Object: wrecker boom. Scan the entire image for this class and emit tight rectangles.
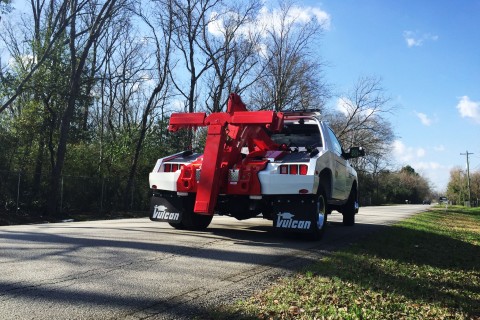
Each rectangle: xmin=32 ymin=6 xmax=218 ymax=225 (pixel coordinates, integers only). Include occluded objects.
xmin=167 ymin=93 xmax=284 ymax=215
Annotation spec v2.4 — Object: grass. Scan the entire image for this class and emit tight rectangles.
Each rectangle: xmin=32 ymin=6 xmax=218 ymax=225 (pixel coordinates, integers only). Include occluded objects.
xmin=217 ymin=206 xmax=480 ymax=319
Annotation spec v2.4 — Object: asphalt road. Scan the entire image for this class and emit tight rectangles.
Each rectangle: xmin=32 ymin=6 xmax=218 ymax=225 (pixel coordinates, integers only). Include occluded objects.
xmin=0 ymin=205 xmax=428 ymax=319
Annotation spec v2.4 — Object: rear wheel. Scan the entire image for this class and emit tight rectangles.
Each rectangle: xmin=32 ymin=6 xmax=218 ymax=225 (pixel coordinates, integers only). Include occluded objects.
xmin=168 ymin=198 xmax=213 ymax=230
xmin=169 ymin=211 xmax=213 ymax=230
xmin=168 ymin=221 xmax=186 ymax=229
xmin=342 ymin=187 xmax=357 ymax=226
xmin=308 ymin=186 xmax=328 ymax=241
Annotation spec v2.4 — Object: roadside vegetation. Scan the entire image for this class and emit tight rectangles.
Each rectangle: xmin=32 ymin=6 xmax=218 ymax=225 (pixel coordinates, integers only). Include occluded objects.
xmin=447 ymin=168 xmax=480 ymax=206
xmin=219 ymin=206 xmax=480 ymax=319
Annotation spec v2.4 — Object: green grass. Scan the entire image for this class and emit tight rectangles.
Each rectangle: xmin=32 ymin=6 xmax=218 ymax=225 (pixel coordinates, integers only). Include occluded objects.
xmin=217 ymin=206 xmax=480 ymax=319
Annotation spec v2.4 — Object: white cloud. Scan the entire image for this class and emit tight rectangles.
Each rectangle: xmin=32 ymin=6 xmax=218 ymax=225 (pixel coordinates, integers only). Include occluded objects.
xmin=8 ymin=54 xmax=37 ymax=68
xmin=456 ymin=96 xmax=480 ymax=123
xmin=392 ymin=139 xmax=450 ymax=191
xmin=336 ymin=97 xmax=375 ymax=118
xmin=214 ymin=4 xmax=330 ymax=39
xmin=170 ymin=98 xmax=187 ymax=112
xmin=267 ymin=5 xmax=331 ymax=31
xmin=208 ymin=4 xmax=330 ymax=57
xmin=414 ymin=111 xmax=432 ymax=126
xmin=416 ymin=148 xmax=426 ymax=158
xmin=392 ymin=140 xmax=427 ymax=163
xmin=392 ymin=140 xmax=414 ymax=162
xmin=403 ymin=31 xmax=438 ymax=48
xmin=336 ymin=97 xmax=350 ymax=116
xmin=311 ymin=8 xmax=331 ymax=29
xmin=404 ymin=32 xmax=422 ymax=47
xmin=414 ymin=161 xmax=444 ymax=171
xmin=207 ymin=11 xmax=224 ymax=37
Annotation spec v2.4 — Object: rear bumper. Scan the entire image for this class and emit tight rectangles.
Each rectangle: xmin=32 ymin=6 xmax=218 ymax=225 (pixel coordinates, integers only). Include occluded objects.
xmin=149 ymin=171 xmax=317 ymax=195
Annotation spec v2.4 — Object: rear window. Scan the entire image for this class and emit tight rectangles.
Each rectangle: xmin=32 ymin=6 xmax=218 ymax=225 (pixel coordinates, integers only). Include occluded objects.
xmin=270 ymin=122 xmax=322 ymax=148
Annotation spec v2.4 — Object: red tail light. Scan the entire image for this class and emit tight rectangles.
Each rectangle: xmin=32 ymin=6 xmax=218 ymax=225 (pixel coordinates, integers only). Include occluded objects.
xmin=279 ymin=164 xmax=308 ymax=175
xmin=299 ymin=165 xmax=308 ymax=175
xmin=164 ymin=163 xmax=183 ymax=172
xmin=289 ymin=165 xmax=298 ymax=174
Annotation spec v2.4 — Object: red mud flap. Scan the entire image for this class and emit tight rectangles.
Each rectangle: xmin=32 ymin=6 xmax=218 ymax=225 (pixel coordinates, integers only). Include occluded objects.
xmin=150 ymin=195 xmax=183 ymax=223
xmin=272 ymin=196 xmax=317 ymax=233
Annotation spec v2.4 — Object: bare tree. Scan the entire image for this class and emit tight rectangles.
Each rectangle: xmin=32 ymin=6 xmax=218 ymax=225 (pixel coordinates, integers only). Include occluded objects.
xmin=0 ymin=0 xmax=11 ymax=23
xmin=152 ymin=0 xmax=220 ymax=149
xmin=168 ymin=0 xmax=221 ymax=112
xmin=0 ymin=0 xmax=73 ymax=113
xmin=249 ymin=1 xmax=330 ymax=111
xmin=121 ymin=0 xmax=173 ymax=209
xmin=0 ymin=0 xmax=79 ymax=200
xmin=328 ymin=75 xmax=395 ymax=174
xmin=200 ymin=0 xmax=262 ymax=112
xmin=47 ymin=0 xmax=131 ymax=216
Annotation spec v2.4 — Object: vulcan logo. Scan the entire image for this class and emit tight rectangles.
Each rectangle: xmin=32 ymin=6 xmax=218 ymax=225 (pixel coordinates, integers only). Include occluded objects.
xmin=152 ymin=205 xmax=180 ymax=221
xmin=276 ymin=212 xmax=311 ymax=229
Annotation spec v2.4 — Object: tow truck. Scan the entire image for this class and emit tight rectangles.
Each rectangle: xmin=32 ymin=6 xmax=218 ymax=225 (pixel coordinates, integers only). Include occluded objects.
xmin=149 ymin=93 xmax=364 ymax=240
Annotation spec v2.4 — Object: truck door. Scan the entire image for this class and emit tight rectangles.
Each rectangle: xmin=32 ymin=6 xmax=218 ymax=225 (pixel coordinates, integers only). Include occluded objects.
xmin=327 ymin=128 xmax=347 ymax=200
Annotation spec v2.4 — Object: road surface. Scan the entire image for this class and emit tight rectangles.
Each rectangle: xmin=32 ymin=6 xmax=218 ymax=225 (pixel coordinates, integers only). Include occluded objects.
xmin=0 ymin=205 xmax=428 ymax=319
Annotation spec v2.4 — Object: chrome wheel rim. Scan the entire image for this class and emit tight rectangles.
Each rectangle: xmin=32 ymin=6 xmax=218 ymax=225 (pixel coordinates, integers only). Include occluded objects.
xmin=317 ymin=195 xmax=326 ymax=229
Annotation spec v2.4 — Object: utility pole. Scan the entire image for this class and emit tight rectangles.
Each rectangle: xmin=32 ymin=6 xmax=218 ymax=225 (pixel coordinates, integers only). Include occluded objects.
xmin=460 ymin=151 xmax=473 ymax=206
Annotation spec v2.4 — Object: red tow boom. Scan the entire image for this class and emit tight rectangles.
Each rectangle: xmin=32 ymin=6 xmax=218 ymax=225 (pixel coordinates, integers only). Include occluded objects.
xmin=168 ymin=93 xmax=284 ymax=215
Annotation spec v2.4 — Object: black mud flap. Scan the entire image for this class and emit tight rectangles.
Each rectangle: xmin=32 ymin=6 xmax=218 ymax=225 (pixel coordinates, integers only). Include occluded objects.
xmin=150 ymin=195 xmax=183 ymax=223
xmin=272 ymin=196 xmax=316 ymax=234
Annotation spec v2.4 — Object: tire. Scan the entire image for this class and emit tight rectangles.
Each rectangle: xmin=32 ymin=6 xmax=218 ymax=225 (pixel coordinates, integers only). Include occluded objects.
xmin=168 ymin=198 xmax=213 ymax=230
xmin=168 ymin=221 xmax=187 ymax=229
xmin=169 ymin=211 xmax=213 ymax=230
xmin=342 ymin=187 xmax=357 ymax=226
xmin=184 ymin=211 xmax=213 ymax=230
xmin=308 ymin=186 xmax=328 ymax=241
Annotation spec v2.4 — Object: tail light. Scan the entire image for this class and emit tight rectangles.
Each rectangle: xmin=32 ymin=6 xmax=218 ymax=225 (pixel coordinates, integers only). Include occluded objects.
xmin=299 ymin=165 xmax=308 ymax=175
xmin=163 ymin=163 xmax=184 ymax=172
xmin=279 ymin=164 xmax=308 ymax=175
xmin=290 ymin=165 xmax=298 ymax=174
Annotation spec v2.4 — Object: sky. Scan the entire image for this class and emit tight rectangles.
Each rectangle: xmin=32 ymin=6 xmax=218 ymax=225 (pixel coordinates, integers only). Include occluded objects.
xmin=294 ymin=0 xmax=480 ymax=192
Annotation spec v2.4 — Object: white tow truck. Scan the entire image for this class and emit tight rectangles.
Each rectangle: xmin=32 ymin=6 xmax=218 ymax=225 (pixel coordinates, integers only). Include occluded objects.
xmin=149 ymin=94 xmax=364 ymax=240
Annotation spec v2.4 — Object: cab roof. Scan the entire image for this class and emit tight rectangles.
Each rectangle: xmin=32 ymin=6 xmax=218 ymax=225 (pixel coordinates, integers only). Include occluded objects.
xmin=282 ymin=109 xmax=321 ymax=119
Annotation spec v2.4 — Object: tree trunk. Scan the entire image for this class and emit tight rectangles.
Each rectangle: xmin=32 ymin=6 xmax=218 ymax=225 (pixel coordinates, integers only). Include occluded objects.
xmin=46 ymin=0 xmax=119 ymax=217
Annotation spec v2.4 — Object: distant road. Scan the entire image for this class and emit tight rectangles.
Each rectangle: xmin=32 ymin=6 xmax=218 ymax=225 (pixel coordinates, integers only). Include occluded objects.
xmin=0 ymin=205 xmax=428 ymax=319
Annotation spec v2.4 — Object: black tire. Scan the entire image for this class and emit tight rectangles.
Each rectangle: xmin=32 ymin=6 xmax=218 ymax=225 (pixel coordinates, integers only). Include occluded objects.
xmin=184 ymin=211 xmax=213 ymax=230
xmin=169 ymin=211 xmax=213 ymax=230
xmin=168 ymin=198 xmax=213 ymax=230
xmin=342 ymin=187 xmax=356 ymax=226
xmin=308 ymin=186 xmax=328 ymax=241
xmin=168 ymin=221 xmax=187 ymax=229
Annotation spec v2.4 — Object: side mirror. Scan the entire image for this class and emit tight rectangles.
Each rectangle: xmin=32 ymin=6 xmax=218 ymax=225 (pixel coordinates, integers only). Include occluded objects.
xmin=344 ymin=147 xmax=365 ymax=159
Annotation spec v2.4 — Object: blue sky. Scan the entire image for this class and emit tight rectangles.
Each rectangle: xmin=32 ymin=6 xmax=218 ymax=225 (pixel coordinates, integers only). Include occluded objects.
xmin=300 ymin=0 xmax=480 ymax=192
